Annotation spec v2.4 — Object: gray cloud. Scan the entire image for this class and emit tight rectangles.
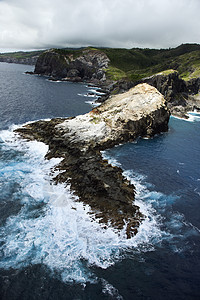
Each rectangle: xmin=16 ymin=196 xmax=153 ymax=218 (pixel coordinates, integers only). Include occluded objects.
xmin=0 ymin=0 xmax=200 ymax=52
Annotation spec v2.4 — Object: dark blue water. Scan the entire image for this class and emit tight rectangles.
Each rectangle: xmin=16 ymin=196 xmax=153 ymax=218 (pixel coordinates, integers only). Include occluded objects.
xmin=0 ymin=62 xmax=200 ymax=300
xmin=0 ymin=62 xmax=93 ymax=130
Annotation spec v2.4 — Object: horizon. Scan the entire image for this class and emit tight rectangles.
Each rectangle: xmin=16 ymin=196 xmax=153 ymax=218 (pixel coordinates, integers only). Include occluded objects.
xmin=0 ymin=0 xmax=200 ymax=53
xmin=1 ymin=42 xmax=200 ymax=54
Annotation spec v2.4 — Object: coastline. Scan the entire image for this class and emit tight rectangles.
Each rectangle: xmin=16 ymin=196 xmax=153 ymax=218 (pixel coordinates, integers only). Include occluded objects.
xmin=1 ymin=61 xmax=200 ymax=298
xmin=15 ymin=83 xmax=170 ymax=238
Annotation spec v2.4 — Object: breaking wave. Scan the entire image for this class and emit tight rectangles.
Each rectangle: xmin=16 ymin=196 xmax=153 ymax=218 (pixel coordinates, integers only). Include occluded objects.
xmin=0 ymin=126 xmax=198 ymax=284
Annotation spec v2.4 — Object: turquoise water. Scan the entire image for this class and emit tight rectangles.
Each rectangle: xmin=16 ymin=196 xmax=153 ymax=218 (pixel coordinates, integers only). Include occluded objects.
xmin=0 ymin=62 xmax=199 ymax=299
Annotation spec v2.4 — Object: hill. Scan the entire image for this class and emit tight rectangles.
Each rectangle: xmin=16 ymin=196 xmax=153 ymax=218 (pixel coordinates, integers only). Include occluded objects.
xmin=1 ymin=44 xmax=200 ymax=80
xmin=100 ymin=43 xmax=200 ymax=81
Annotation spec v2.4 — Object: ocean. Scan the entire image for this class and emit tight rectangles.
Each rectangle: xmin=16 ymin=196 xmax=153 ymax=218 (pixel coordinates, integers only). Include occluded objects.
xmin=0 ymin=62 xmax=199 ymax=300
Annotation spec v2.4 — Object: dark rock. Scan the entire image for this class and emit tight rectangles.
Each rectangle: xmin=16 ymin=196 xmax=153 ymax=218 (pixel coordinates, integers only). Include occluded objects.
xmin=101 ymin=71 xmax=200 ymax=118
xmin=185 ymin=77 xmax=200 ymax=94
xmin=143 ymin=71 xmax=188 ymax=103
xmin=34 ymin=49 xmax=110 ymax=84
xmin=15 ymin=84 xmax=170 ymax=238
xmin=25 ymin=71 xmax=34 ymax=75
xmin=143 ymin=71 xmax=200 ymax=117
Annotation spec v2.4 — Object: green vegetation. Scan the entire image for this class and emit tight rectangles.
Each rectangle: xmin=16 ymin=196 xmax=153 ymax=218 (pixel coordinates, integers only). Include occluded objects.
xmin=156 ymin=69 xmax=178 ymax=76
xmin=90 ymin=116 xmax=101 ymax=124
xmin=99 ymin=43 xmax=200 ymax=81
xmin=1 ymin=44 xmax=200 ymax=82
xmin=52 ymin=48 xmax=85 ymax=59
xmin=106 ymin=66 xmax=126 ymax=81
xmin=172 ymin=50 xmax=200 ymax=80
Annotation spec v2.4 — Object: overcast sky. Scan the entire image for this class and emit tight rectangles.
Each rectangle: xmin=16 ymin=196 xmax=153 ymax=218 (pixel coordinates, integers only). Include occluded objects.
xmin=0 ymin=0 xmax=199 ymax=52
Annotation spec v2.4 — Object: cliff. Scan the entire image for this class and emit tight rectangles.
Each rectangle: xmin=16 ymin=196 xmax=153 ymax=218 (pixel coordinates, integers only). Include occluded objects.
xmin=16 ymin=83 xmax=170 ymax=238
xmin=34 ymin=48 xmax=110 ymax=84
xmin=32 ymin=46 xmax=200 ymax=117
xmin=104 ymin=70 xmax=200 ymax=118
xmin=142 ymin=70 xmax=191 ymax=117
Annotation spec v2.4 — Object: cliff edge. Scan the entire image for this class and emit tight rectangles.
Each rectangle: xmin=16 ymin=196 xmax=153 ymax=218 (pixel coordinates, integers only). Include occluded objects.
xmin=34 ymin=48 xmax=110 ymax=84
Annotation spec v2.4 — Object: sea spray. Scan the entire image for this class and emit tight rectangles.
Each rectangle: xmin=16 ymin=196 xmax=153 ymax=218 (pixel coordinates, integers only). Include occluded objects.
xmin=0 ymin=127 xmax=172 ymax=283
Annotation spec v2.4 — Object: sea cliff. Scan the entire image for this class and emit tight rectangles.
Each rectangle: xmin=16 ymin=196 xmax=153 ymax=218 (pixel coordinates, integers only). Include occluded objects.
xmin=33 ymin=47 xmax=200 ymax=118
xmin=34 ymin=48 xmax=110 ymax=84
xmin=16 ymin=83 xmax=170 ymax=238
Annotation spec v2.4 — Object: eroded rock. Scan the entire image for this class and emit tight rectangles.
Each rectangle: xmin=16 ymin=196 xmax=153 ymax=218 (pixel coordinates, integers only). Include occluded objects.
xmin=16 ymin=84 xmax=170 ymax=238
xmin=34 ymin=48 xmax=110 ymax=83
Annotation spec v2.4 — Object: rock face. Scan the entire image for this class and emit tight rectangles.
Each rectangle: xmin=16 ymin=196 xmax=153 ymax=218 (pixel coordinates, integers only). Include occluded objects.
xmin=185 ymin=77 xmax=200 ymax=95
xmin=143 ymin=70 xmax=200 ymax=117
xmin=16 ymin=83 xmax=170 ymax=238
xmin=59 ymin=83 xmax=169 ymax=150
xmin=33 ymin=49 xmax=200 ymax=117
xmin=34 ymin=49 xmax=110 ymax=83
xmin=144 ymin=71 xmax=187 ymax=104
xmin=92 ymin=70 xmax=200 ymax=117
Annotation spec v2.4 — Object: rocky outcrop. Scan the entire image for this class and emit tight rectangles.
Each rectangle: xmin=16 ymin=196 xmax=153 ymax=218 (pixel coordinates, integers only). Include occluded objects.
xmin=143 ymin=71 xmax=187 ymax=103
xmin=102 ymin=70 xmax=200 ymax=118
xmin=142 ymin=71 xmax=188 ymax=117
xmin=34 ymin=49 xmax=110 ymax=83
xmin=143 ymin=70 xmax=200 ymax=117
xmin=185 ymin=77 xmax=200 ymax=94
xmin=16 ymin=84 xmax=170 ymax=238
xmin=58 ymin=83 xmax=169 ymax=150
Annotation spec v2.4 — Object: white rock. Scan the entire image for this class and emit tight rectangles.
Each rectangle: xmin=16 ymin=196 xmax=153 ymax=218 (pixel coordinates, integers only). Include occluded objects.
xmin=57 ymin=83 xmax=169 ymax=150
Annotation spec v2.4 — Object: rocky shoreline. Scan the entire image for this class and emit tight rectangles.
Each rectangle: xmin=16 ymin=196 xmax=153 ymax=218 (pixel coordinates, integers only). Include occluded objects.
xmin=16 ymin=84 xmax=170 ymax=238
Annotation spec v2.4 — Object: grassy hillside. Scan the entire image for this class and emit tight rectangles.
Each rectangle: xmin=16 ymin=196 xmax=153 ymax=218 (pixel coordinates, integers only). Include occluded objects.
xmin=100 ymin=44 xmax=200 ymax=81
xmin=1 ymin=44 xmax=200 ymax=81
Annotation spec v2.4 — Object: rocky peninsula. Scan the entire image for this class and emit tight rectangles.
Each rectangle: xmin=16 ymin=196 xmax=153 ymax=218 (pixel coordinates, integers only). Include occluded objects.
xmin=16 ymin=83 xmax=170 ymax=238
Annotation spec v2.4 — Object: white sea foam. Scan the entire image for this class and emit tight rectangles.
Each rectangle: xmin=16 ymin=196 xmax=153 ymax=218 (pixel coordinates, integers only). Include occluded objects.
xmin=172 ymin=111 xmax=200 ymax=122
xmin=48 ymin=80 xmax=62 ymax=83
xmin=101 ymin=279 xmax=124 ymax=299
xmin=1 ymin=127 xmax=199 ymax=284
xmin=101 ymin=151 xmax=122 ymax=168
xmin=88 ymin=89 xmax=106 ymax=96
xmin=78 ymin=86 xmax=105 ymax=107
xmin=84 ymin=100 xmax=101 ymax=107
xmin=78 ymin=93 xmax=96 ymax=98
xmin=0 ymin=127 xmax=166 ymax=283
xmin=78 ymin=92 xmax=101 ymax=107
xmin=187 ymin=113 xmax=200 ymax=122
